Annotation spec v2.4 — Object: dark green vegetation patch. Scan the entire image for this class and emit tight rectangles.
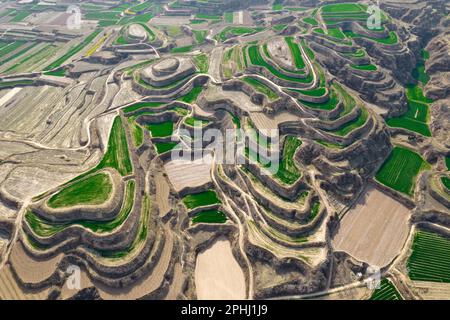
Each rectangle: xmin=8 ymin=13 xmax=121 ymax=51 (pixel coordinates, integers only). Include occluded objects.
xmin=274 ymin=136 xmax=302 ymax=185
xmin=407 ymin=231 xmax=450 ymax=283
xmin=183 ymin=190 xmax=222 ymax=210
xmin=370 ymin=279 xmax=403 ymax=300
xmin=97 ymin=117 xmax=133 ymax=176
xmin=192 ymin=210 xmax=227 ymax=224
xmin=242 ymin=77 xmax=278 ymax=101
xmin=48 ymin=173 xmax=113 ymax=208
xmin=376 ymin=146 xmax=430 ymax=196
xmin=146 ymin=121 xmax=174 ymax=138
xmin=387 ymin=85 xmax=431 ymax=137
xmin=27 ymin=181 xmax=135 ymax=236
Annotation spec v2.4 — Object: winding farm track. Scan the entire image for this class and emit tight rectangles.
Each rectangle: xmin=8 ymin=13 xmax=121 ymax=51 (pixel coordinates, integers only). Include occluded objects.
xmin=0 ymin=200 xmax=29 ymax=271
xmin=210 ymin=155 xmax=255 ymax=299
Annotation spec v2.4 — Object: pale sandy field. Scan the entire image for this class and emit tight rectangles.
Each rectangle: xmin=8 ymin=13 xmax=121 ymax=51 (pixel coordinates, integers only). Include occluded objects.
xmin=333 ymin=187 xmax=411 ymax=267
xmin=195 ymin=237 xmax=246 ymax=300
xmin=164 ymin=155 xmax=212 ymax=192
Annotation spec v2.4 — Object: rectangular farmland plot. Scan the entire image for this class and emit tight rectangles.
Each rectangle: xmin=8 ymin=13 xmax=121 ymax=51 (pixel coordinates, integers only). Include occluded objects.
xmin=146 ymin=121 xmax=174 ymax=138
xmin=182 ymin=190 xmax=221 ymax=210
xmin=370 ymin=279 xmax=403 ymax=300
xmin=375 ymin=146 xmax=430 ymax=196
xmin=407 ymin=231 xmax=450 ymax=283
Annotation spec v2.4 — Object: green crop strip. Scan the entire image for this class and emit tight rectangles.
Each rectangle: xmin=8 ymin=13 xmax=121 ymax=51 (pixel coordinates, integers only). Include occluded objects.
xmin=274 ymin=136 xmax=302 ymax=185
xmin=119 ymin=12 xmax=153 ymax=25
xmin=96 ymin=117 xmax=133 ymax=176
xmin=350 ymin=63 xmax=377 ymax=71
xmin=325 ymin=107 xmax=368 ymax=136
xmin=313 ymin=27 xmax=325 ymax=35
xmin=185 ymin=117 xmax=209 ymax=127
xmin=54 ymin=116 xmax=133 ymax=186
xmin=326 ymin=27 xmax=346 ymax=39
xmin=302 ymin=17 xmax=318 ymax=26
xmin=316 ymin=139 xmax=344 ymax=149
xmin=178 ymin=85 xmax=203 ymax=103
xmin=216 ymin=26 xmax=264 ymax=42
xmin=26 ymin=181 xmax=135 ymax=237
xmin=333 ymin=83 xmax=356 ymax=116
xmin=0 ymin=42 xmax=38 ymax=67
xmin=309 ymin=201 xmax=320 ymax=221
xmin=146 ymin=121 xmax=174 ymax=138
xmin=190 ymin=19 xmax=207 ymax=25
xmin=301 ymin=39 xmax=315 ymax=60
xmin=441 ymin=176 xmax=450 ymax=190
xmin=285 ymin=37 xmax=305 ymax=69
xmin=286 ymin=7 xmax=307 ymax=11
xmin=273 ymin=24 xmax=287 ymax=32
xmin=291 ymin=87 xmax=326 ymax=97
xmin=193 ymin=53 xmax=209 ymax=72
xmin=5 ymin=44 xmax=55 ymax=73
xmin=0 ymin=79 xmax=34 ymax=88
xmin=123 ymin=101 xmax=164 ymax=113
xmin=196 ymin=13 xmax=221 ymax=20
xmin=224 ymin=12 xmax=233 ymax=23
xmin=193 ymin=30 xmax=207 ymax=44
xmin=342 ymin=48 xmax=366 ymax=58
xmin=44 ymin=69 xmax=66 ymax=77
xmin=0 ymin=41 xmax=26 ymax=60
xmin=248 ymin=45 xmax=313 ymax=83
xmin=321 ymin=3 xmax=367 ymax=13
xmin=48 ymin=173 xmax=113 ymax=208
xmin=183 ymin=190 xmax=221 ymax=210
xmin=376 ymin=146 xmax=430 ymax=196
xmin=299 ymin=89 xmax=339 ymax=110
xmin=128 ymin=118 xmax=144 ymax=147
xmin=343 ymin=30 xmax=398 ymax=45
xmin=10 ymin=10 xmax=32 ymax=22
xmin=272 ymin=0 xmax=283 ymax=11
xmin=171 ymin=45 xmax=194 ymax=53
xmin=154 ymin=142 xmax=179 ymax=154
xmin=242 ymin=77 xmax=278 ymax=101
xmin=192 ymin=210 xmax=227 ymax=224
xmin=370 ymin=279 xmax=403 ymax=300
xmin=387 ymin=85 xmax=431 ymax=137
xmin=407 ymin=231 xmax=450 ymax=283
xmin=44 ymin=29 xmax=102 ymax=70
xmin=412 ymin=50 xmax=430 ymax=85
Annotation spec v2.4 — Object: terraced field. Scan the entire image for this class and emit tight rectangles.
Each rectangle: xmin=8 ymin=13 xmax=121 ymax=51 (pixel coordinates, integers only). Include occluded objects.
xmin=44 ymin=29 xmax=103 ymax=70
xmin=274 ymin=136 xmax=302 ymax=185
xmin=146 ymin=121 xmax=174 ymax=138
xmin=242 ymin=77 xmax=278 ymax=100
xmin=0 ymin=0 xmax=448 ymax=302
xmin=376 ymin=147 xmax=430 ymax=196
xmin=48 ymin=173 xmax=113 ymax=208
xmin=216 ymin=26 xmax=264 ymax=42
xmin=182 ymin=190 xmax=221 ymax=210
xmin=97 ymin=117 xmax=133 ymax=176
xmin=26 ymin=181 xmax=135 ymax=236
xmin=192 ymin=210 xmax=227 ymax=224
